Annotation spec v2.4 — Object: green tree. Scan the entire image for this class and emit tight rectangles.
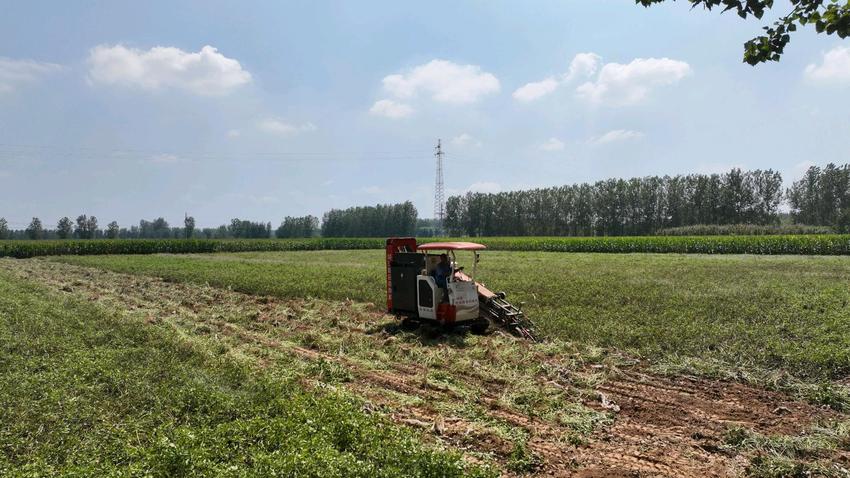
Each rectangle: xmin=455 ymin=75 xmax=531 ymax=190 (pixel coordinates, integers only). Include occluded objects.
xmin=787 ymin=163 xmax=850 ymax=229
xmin=87 ymin=216 xmax=99 ymax=238
xmin=75 ymin=215 xmax=90 ymax=239
xmin=636 ymin=0 xmax=850 ymax=65
xmin=787 ymin=166 xmax=821 ymax=225
xmin=137 ymin=218 xmax=170 ymax=238
xmin=320 ymin=202 xmax=418 ymax=237
xmin=443 ymin=168 xmax=783 ymax=237
xmin=275 ymin=215 xmax=319 ymax=238
xmin=106 ymin=221 xmax=120 ymax=239
xmin=184 ymin=215 xmax=195 ymax=239
xmin=56 ymin=217 xmax=73 ymax=239
xmin=26 ymin=217 xmax=44 ymax=240
xmin=0 ymin=217 xmax=9 ymax=239
xmin=227 ymin=218 xmax=272 ymax=238
xmin=75 ymin=214 xmax=99 ymax=239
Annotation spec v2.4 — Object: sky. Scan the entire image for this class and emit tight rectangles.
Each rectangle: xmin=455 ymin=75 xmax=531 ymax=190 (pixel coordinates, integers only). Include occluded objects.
xmin=1 ymin=0 xmax=849 ymax=229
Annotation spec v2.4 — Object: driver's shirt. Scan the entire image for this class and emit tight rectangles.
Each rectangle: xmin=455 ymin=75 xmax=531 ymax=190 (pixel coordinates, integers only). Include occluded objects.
xmin=434 ymin=262 xmax=452 ymax=288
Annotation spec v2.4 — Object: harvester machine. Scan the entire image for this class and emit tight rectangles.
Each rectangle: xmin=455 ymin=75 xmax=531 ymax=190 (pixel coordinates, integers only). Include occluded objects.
xmin=385 ymin=237 xmax=540 ymax=341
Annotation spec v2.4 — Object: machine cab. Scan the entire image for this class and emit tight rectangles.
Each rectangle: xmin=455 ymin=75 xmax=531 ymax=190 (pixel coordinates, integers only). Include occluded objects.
xmin=386 ymin=238 xmax=485 ymax=326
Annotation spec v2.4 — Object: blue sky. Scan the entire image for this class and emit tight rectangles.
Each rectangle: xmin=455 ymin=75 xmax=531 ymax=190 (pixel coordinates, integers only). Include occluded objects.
xmin=1 ymin=1 xmax=849 ymax=228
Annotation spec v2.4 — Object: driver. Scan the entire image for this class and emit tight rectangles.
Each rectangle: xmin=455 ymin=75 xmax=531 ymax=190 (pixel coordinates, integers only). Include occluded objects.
xmin=433 ymin=253 xmax=452 ymax=298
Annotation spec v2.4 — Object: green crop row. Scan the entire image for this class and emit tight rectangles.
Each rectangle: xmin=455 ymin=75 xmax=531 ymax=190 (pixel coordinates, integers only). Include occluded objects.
xmin=468 ymin=235 xmax=850 ymax=255
xmin=0 ymin=238 xmax=386 ymax=258
xmin=3 ymin=234 xmax=850 ymax=258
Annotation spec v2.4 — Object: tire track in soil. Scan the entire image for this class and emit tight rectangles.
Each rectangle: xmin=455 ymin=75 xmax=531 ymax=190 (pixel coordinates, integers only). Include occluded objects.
xmin=4 ymin=259 xmax=846 ymax=477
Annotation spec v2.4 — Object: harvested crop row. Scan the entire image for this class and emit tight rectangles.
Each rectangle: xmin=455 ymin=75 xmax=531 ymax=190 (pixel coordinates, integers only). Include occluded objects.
xmin=4 ymin=234 xmax=850 ymax=258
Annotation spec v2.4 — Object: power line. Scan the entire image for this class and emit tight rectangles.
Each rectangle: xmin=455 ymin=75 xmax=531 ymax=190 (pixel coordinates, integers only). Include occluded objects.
xmin=0 ymin=142 xmax=430 ymax=155
xmin=0 ymin=143 xmax=497 ymax=165
xmin=0 ymin=142 xmax=430 ymax=162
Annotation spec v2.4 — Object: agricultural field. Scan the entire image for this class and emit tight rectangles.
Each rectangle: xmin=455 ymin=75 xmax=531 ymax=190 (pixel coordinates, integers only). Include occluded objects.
xmin=9 ymin=1 xmax=850 ymax=477
xmin=52 ymin=250 xmax=850 ymax=385
xmin=3 ymin=249 xmax=850 ymax=476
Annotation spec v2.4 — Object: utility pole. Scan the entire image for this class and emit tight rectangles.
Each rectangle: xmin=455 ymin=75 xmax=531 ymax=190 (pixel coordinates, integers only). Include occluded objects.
xmin=434 ymin=139 xmax=445 ymax=234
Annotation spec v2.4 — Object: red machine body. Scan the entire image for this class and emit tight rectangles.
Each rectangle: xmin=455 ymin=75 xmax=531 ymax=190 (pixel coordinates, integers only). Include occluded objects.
xmin=386 ymin=237 xmax=484 ymax=328
xmin=384 ymin=237 xmax=537 ymax=340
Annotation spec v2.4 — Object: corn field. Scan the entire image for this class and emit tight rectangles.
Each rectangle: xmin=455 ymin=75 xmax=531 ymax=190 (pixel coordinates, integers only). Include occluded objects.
xmin=3 ymin=234 xmax=850 ymax=258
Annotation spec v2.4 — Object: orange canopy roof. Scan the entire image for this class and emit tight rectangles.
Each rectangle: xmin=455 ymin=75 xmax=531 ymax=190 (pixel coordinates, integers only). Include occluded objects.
xmin=418 ymin=241 xmax=487 ymax=251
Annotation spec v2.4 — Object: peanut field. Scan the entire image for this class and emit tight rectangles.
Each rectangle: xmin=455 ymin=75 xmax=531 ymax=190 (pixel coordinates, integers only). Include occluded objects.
xmin=2 ymin=250 xmax=849 ymax=477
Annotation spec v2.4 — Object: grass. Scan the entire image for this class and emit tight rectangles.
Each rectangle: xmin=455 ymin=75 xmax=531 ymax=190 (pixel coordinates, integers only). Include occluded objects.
xmin=49 ymin=250 xmax=850 ymax=385
xmin=0 ymin=268 xmax=489 ymax=477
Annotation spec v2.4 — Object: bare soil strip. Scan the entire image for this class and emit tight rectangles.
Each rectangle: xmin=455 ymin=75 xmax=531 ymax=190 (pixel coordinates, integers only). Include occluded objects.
xmin=4 ymin=259 xmax=847 ymax=477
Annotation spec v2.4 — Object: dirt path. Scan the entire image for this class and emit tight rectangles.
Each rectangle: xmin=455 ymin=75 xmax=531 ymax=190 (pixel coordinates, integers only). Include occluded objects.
xmin=4 ymin=259 xmax=847 ymax=477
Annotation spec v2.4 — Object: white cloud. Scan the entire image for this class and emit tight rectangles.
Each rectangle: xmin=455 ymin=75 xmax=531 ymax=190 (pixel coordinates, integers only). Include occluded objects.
xmin=467 ymin=181 xmax=501 ymax=194
xmin=564 ymin=53 xmax=602 ymax=82
xmin=539 ymin=137 xmax=565 ymax=151
xmin=257 ymin=118 xmax=316 ymax=135
xmin=512 ymin=77 xmax=559 ymax=102
xmin=360 ymin=185 xmax=383 ymax=195
xmin=576 ymin=57 xmax=691 ymax=106
xmin=0 ymin=57 xmax=61 ymax=93
xmin=513 ymin=52 xmax=684 ymax=105
xmin=0 ymin=170 xmax=10 ymax=178
xmin=369 ymin=99 xmax=414 ymax=119
xmin=382 ymin=59 xmax=500 ymax=104
xmin=804 ymin=46 xmax=850 ymax=84
xmin=226 ymin=129 xmax=241 ymax=138
xmin=450 ymin=133 xmax=482 ymax=147
xmin=87 ymin=44 xmax=251 ymax=95
xmin=591 ymin=129 xmax=645 ymax=145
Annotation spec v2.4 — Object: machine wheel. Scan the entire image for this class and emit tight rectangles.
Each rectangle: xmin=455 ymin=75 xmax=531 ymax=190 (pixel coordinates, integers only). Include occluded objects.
xmin=470 ymin=318 xmax=489 ymax=335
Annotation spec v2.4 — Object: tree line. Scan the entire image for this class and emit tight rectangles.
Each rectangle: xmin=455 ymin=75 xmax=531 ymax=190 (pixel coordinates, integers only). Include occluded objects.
xmin=0 ymin=215 xmax=269 ymax=240
xmin=6 ymin=164 xmax=850 ymax=240
xmin=444 ymin=168 xmax=792 ymax=236
xmin=320 ymin=202 xmax=417 ymax=237
xmin=787 ymin=164 xmax=850 ymax=233
xmin=0 ymin=202 xmax=417 ymax=240
xmin=0 ymin=215 xmax=119 ymax=240
xmin=275 ymin=216 xmax=320 ymax=238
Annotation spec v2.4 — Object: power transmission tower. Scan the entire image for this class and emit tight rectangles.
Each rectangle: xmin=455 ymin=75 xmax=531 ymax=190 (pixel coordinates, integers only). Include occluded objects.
xmin=434 ymin=139 xmax=445 ymax=234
